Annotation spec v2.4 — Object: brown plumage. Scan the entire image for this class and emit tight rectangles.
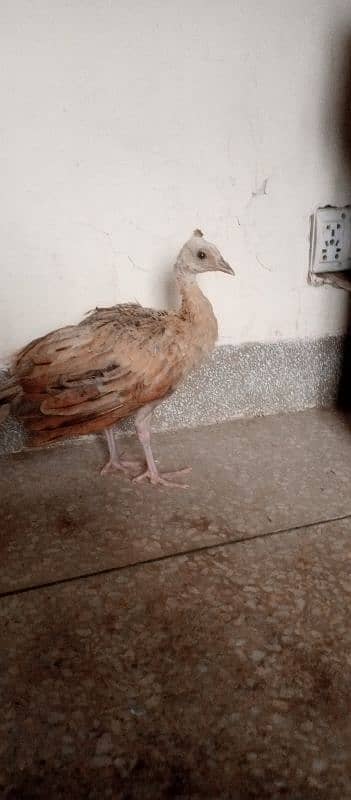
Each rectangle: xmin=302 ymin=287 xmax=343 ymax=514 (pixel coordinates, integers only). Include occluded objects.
xmin=0 ymin=230 xmax=234 ymax=486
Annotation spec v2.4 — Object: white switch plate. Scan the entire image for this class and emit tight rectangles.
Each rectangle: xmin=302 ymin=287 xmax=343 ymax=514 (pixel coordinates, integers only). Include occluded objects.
xmin=310 ymin=205 xmax=351 ymax=274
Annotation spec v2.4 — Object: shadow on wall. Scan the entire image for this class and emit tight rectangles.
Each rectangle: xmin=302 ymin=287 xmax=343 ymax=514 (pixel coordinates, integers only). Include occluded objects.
xmin=330 ymin=31 xmax=351 ymax=409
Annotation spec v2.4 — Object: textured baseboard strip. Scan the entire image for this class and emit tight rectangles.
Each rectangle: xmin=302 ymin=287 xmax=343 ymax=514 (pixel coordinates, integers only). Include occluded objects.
xmin=0 ymin=335 xmax=348 ymax=454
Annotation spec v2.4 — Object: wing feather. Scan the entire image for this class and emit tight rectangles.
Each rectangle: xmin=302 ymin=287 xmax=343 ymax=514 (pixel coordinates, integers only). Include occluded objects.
xmin=13 ymin=304 xmax=187 ymax=443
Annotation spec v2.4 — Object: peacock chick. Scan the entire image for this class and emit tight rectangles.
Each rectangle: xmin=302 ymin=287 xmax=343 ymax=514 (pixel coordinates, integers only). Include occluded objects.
xmin=0 ymin=230 xmax=234 ymax=487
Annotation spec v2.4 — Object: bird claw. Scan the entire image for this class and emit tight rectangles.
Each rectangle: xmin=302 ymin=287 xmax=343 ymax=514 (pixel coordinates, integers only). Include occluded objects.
xmin=100 ymin=458 xmax=143 ymax=476
xmin=133 ymin=466 xmax=191 ymax=488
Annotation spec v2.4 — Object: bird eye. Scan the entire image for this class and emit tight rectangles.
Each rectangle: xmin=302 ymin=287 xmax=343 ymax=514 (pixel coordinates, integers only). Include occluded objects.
xmin=197 ymin=250 xmax=206 ymax=260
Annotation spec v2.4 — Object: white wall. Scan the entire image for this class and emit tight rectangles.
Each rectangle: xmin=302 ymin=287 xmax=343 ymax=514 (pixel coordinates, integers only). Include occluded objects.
xmin=1 ymin=0 xmax=351 ymax=359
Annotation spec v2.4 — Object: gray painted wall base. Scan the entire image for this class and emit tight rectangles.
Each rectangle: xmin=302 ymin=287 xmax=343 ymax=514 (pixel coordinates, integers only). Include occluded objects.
xmin=0 ymin=335 xmax=347 ymax=454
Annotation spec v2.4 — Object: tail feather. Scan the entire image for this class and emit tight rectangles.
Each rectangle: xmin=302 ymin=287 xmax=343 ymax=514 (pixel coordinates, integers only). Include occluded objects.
xmin=0 ymin=403 xmax=11 ymax=424
xmin=0 ymin=374 xmax=23 ymax=422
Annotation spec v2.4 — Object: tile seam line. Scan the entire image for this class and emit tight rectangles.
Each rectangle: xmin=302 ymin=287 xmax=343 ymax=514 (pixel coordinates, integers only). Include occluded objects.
xmin=1 ymin=511 xmax=351 ymax=601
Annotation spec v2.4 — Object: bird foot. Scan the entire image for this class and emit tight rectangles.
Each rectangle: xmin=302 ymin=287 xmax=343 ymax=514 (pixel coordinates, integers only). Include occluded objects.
xmin=133 ymin=466 xmax=191 ymax=488
xmin=100 ymin=458 xmax=143 ymax=476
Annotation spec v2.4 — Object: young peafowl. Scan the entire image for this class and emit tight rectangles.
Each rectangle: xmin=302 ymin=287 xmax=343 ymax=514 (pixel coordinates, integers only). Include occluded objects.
xmin=0 ymin=230 xmax=234 ymax=487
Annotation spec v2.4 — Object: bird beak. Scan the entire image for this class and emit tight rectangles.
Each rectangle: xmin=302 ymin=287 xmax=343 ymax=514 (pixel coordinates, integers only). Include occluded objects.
xmin=218 ymin=259 xmax=235 ymax=276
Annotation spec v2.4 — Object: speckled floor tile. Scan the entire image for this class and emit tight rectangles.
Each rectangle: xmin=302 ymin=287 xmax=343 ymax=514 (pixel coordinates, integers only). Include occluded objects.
xmin=1 ymin=409 xmax=351 ymax=593
xmin=1 ymin=518 xmax=351 ymax=799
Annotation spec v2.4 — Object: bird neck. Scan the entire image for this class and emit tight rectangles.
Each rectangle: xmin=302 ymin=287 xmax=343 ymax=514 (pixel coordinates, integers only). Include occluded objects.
xmin=174 ymin=259 xmax=213 ymax=322
xmin=173 ymin=256 xmax=219 ymax=359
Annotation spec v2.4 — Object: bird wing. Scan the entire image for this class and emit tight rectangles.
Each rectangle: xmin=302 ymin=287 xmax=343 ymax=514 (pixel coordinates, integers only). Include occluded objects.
xmin=81 ymin=302 xmax=164 ymax=327
xmin=14 ymin=306 xmax=186 ymax=440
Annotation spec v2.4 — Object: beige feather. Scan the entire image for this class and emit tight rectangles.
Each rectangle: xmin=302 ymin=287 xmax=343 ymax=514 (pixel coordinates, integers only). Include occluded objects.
xmin=0 ymin=232 xmax=233 ymax=447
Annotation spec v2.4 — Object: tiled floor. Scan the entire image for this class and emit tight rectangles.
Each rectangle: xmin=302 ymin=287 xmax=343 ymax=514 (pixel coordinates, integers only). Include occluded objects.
xmin=1 ymin=408 xmax=351 ymax=798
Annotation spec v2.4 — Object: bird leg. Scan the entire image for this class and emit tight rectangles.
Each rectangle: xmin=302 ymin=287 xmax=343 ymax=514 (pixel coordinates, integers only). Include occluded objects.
xmin=101 ymin=427 xmax=143 ymax=476
xmin=133 ymin=404 xmax=191 ymax=488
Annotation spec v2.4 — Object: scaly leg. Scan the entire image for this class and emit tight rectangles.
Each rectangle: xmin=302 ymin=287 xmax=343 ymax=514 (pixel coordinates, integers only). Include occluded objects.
xmin=133 ymin=403 xmax=191 ymax=488
xmin=101 ymin=427 xmax=143 ymax=476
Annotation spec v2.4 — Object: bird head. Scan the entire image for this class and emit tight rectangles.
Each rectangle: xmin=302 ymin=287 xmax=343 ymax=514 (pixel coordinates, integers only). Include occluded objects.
xmin=176 ymin=229 xmax=235 ymax=276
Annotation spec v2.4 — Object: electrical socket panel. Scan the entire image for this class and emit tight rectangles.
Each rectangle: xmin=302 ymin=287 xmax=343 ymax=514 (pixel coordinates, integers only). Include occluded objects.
xmin=310 ymin=205 xmax=351 ymax=274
